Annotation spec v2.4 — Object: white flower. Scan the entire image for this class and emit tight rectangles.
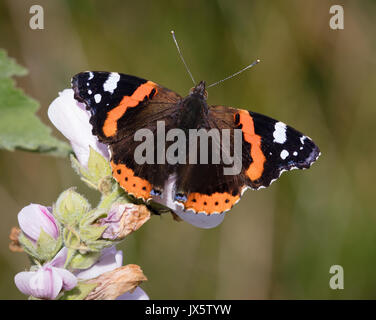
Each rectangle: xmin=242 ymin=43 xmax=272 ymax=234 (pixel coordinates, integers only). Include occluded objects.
xmin=14 ymin=247 xmax=77 ymax=300
xmin=47 ymin=89 xmax=109 ymax=166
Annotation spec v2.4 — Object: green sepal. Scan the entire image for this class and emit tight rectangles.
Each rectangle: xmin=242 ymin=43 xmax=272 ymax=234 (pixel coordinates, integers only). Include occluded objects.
xmin=70 ymin=147 xmax=112 ymax=191
xmin=85 ymin=239 xmax=114 ymax=252
xmin=69 ymin=251 xmax=102 ymax=270
xmin=87 ymin=146 xmax=112 ymax=181
xmin=63 ymin=228 xmax=82 ymax=250
xmin=80 ymin=208 xmax=107 ymax=227
xmin=97 ymin=184 xmax=129 ymax=212
xmin=18 ymin=232 xmax=39 ymax=258
xmin=59 ymin=282 xmax=98 ymax=300
xmin=54 ymin=188 xmax=91 ymax=226
xmin=80 ymin=224 xmax=108 ymax=243
xmin=35 ymin=229 xmax=62 ymax=261
xmin=70 ymin=154 xmax=97 ymax=189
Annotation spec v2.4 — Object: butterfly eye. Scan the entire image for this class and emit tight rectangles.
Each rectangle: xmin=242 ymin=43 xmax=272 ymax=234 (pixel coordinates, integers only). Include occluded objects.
xmin=234 ymin=113 xmax=240 ymax=125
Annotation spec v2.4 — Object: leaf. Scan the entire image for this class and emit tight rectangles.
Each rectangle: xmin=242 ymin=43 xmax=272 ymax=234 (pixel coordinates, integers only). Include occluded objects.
xmin=0 ymin=49 xmax=71 ymax=156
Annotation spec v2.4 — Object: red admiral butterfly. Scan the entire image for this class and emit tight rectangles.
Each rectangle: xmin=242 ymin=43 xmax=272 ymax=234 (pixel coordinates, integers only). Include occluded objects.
xmin=71 ymin=70 xmax=320 ymax=216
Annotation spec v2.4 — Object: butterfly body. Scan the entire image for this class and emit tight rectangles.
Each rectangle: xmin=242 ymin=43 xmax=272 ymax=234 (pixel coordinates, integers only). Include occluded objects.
xmin=177 ymin=83 xmax=208 ymax=130
xmin=72 ymin=71 xmax=320 ymax=217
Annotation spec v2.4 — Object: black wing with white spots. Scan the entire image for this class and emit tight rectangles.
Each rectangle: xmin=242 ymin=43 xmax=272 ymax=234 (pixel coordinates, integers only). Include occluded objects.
xmin=250 ymin=111 xmax=320 ymax=189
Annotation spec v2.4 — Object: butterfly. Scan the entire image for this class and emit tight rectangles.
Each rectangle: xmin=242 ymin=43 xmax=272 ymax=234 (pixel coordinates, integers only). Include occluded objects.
xmin=71 ymin=71 xmax=320 ymax=217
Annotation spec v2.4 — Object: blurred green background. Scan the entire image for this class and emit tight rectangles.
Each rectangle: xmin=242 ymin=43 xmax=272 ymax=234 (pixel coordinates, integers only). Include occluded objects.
xmin=0 ymin=0 xmax=375 ymax=299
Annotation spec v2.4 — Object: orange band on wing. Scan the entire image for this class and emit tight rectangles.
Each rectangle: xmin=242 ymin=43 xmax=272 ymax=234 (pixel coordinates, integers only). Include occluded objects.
xmin=111 ymin=161 xmax=153 ymax=200
xmin=237 ymin=110 xmax=266 ymax=181
xmin=103 ymin=81 xmax=157 ymax=137
xmin=183 ymin=192 xmax=240 ymax=214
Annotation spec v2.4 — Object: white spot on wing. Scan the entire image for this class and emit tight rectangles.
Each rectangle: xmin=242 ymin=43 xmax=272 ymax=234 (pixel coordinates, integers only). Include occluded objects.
xmin=103 ymin=72 xmax=120 ymax=93
xmin=280 ymin=149 xmax=289 ymax=160
xmin=293 ymin=151 xmax=298 ymax=156
xmin=88 ymin=72 xmax=94 ymax=80
xmin=273 ymin=122 xmax=287 ymax=144
xmin=300 ymin=136 xmax=306 ymax=144
xmin=94 ymin=94 xmax=101 ymax=103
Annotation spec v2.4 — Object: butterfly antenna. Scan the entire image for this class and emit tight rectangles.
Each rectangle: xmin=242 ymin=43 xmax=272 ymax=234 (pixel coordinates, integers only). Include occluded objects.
xmin=171 ymin=30 xmax=196 ymax=85
xmin=207 ymin=59 xmax=261 ymax=88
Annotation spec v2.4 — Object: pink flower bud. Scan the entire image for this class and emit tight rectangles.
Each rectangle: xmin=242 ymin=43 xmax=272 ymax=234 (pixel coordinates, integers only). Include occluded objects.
xmin=47 ymin=89 xmax=109 ymax=166
xmin=18 ymin=204 xmax=59 ymax=242
xmin=14 ymin=248 xmax=77 ymax=300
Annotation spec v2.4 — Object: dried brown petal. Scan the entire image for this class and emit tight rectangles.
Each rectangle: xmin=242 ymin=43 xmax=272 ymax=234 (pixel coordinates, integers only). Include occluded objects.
xmin=9 ymin=227 xmax=23 ymax=252
xmin=85 ymin=264 xmax=147 ymax=300
xmin=101 ymin=203 xmax=151 ymax=240
xmin=118 ymin=205 xmax=150 ymax=238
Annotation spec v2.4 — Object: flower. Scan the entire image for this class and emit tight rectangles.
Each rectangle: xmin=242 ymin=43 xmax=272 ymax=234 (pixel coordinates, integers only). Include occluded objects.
xmin=99 ymin=203 xmax=151 ymax=240
xmin=47 ymin=89 xmax=109 ymax=166
xmin=14 ymin=247 xmax=77 ymax=300
xmin=74 ymin=246 xmax=123 ymax=280
xmin=75 ymin=246 xmax=148 ymax=300
xmin=18 ymin=204 xmax=59 ymax=242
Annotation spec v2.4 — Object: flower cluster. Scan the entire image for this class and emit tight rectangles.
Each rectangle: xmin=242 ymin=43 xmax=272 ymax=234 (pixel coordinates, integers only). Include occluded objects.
xmin=11 ymin=89 xmax=150 ymax=300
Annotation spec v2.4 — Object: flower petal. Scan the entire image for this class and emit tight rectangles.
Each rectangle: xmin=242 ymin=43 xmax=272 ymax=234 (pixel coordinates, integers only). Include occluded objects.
xmin=53 ymin=267 xmax=77 ymax=291
xmin=20 ymin=267 xmax=63 ymax=300
xmin=116 ymin=286 xmax=149 ymax=300
xmin=49 ymin=247 xmax=68 ymax=268
xmin=75 ymin=246 xmax=123 ymax=280
xmin=14 ymin=271 xmax=35 ymax=296
xmin=18 ymin=204 xmax=59 ymax=241
xmin=47 ymin=88 xmax=109 ymax=166
xmin=174 ymin=209 xmax=225 ymax=229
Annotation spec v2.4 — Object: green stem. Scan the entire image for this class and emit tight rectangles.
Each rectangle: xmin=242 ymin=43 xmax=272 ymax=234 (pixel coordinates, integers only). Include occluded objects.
xmin=97 ymin=185 xmax=127 ymax=211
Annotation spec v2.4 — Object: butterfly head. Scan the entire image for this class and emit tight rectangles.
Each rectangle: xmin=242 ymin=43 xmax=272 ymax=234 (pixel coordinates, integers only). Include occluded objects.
xmin=190 ymin=81 xmax=208 ymax=100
